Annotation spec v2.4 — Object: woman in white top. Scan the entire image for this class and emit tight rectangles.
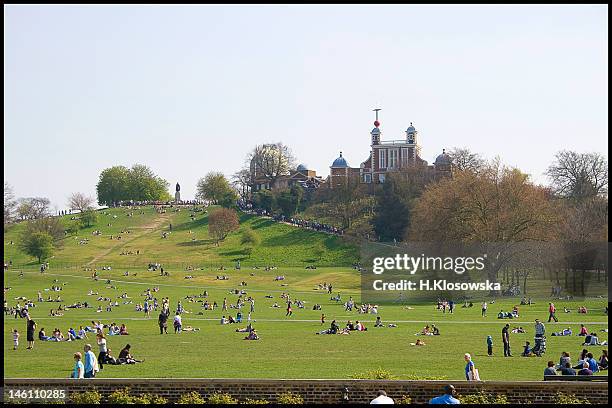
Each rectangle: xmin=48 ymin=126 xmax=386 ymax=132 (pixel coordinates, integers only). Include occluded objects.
xmin=97 ymin=334 xmax=108 ymax=368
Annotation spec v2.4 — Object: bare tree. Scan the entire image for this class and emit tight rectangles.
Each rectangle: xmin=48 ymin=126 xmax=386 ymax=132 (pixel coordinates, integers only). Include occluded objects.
xmin=4 ymin=182 xmax=17 ymax=228
xmin=247 ymin=143 xmax=296 ymax=188
xmin=546 ymin=150 xmax=608 ymax=199
xmin=68 ymin=192 xmax=95 ymax=212
xmin=16 ymin=197 xmax=51 ymax=221
xmin=447 ymin=147 xmax=485 ymax=172
xmin=232 ymin=168 xmax=253 ymax=200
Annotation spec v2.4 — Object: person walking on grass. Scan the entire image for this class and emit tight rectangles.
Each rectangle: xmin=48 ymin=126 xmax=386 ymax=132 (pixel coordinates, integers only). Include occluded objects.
xmin=26 ymin=316 xmax=36 ymax=350
xmin=548 ymin=302 xmax=558 ymax=322
xmin=96 ymin=334 xmax=107 ymax=370
xmin=464 ymin=353 xmax=479 ymax=381
xmin=71 ymin=352 xmax=84 ymax=379
xmin=286 ymin=301 xmax=293 ymax=317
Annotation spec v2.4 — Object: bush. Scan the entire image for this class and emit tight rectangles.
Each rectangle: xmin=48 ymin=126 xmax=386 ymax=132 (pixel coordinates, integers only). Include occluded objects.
xmin=70 ymin=389 xmax=102 ymax=404
xmin=177 ymin=391 xmax=205 ymax=404
xmin=350 ymin=368 xmax=398 ymax=380
xmin=396 ymin=395 xmax=412 ymax=404
xmin=555 ymin=393 xmax=591 ymax=404
xmin=241 ymin=398 xmax=269 ymax=404
xmin=132 ymin=394 xmax=168 ymax=404
xmin=276 ymin=392 xmax=304 ymax=404
xmin=107 ymin=387 xmax=134 ymax=404
xmin=206 ymin=393 xmax=239 ymax=404
xmin=458 ymin=391 xmax=508 ymax=404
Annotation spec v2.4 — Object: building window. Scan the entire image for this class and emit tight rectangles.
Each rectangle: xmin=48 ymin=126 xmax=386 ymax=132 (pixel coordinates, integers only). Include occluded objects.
xmin=379 ymin=149 xmax=386 ymax=169
xmin=364 ymin=174 xmax=372 ymax=183
xmin=401 ymin=148 xmax=408 ymax=166
xmin=379 ymin=174 xmax=386 ymax=183
xmin=389 ymin=149 xmax=398 ymax=169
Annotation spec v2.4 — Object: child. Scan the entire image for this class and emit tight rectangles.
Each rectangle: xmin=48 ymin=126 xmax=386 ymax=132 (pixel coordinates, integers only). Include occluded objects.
xmin=522 ymin=341 xmax=533 ymax=357
xmin=13 ymin=329 xmax=19 ymax=350
xmin=321 ymin=314 xmax=326 ymax=325
xmin=487 ymin=335 xmax=493 ymax=356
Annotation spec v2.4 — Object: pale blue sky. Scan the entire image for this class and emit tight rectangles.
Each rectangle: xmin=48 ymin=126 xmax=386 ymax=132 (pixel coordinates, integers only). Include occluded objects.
xmin=4 ymin=4 xmax=608 ymax=210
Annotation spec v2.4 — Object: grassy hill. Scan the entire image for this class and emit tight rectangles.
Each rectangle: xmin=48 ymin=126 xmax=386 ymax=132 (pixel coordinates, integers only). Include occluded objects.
xmin=3 ymin=206 xmax=359 ymax=268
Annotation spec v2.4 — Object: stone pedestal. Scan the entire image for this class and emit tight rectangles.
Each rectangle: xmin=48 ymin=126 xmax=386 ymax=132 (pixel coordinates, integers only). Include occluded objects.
xmin=175 ymin=191 xmax=181 ymax=203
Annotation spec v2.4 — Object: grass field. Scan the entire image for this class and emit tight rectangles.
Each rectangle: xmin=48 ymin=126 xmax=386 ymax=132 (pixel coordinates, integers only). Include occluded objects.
xmin=3 ymin=206 xmax=609 ymax=380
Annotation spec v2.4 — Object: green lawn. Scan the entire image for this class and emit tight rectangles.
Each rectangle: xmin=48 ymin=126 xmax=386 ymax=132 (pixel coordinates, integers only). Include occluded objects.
xmin=3 ymin=206 xmax=608 ymax=380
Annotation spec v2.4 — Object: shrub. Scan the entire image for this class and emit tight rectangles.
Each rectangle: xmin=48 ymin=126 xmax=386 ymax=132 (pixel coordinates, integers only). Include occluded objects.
xmin=350 ymin=368 xmax=398 ymax=380
xmin=207 ymin=393 xmax=239 ymax=404
xmin=132 ymin=394 xmax=168 ymax=404
xmin=177 ymin=391 xmax=205 ymax=404
xmin=107 ymin=387 xmax=134 ymax=404
xmin=555 ymin=393 xmax=591 ymax=404
xmin=241 ymin=398 xmax=269 ymax=404
xmin=396 ymin=395 xmax=412 ymax=404
xmin=70 ymin=389 xmax=102 ymax=404
xmin=276 ymin=392 xmax=304 ymax=404
xmin=458 ymin=391 xmax=508 ymax=404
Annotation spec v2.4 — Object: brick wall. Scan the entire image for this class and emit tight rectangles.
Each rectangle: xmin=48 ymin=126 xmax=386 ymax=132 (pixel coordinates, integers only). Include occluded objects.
xmin=3 ymin=378 xmax=608 ymax=404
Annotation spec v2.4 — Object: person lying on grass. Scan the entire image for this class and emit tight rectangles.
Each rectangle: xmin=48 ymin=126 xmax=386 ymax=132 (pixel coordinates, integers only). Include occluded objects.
xmin=244 ymin=330 xmax=259 ymax=340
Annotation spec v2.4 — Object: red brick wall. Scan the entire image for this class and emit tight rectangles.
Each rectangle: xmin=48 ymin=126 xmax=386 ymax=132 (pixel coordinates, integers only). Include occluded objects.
xmin=3 ymin=378 xmax=608 ymax=404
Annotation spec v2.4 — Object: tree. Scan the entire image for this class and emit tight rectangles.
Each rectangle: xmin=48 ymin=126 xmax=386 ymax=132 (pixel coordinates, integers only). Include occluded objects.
xmin=232 ymin=168 xmax=253 ymax=200
xmin=68 ymin=192 xmax=95 ymax=212
xmin=96 ymin=166 xmax=130 ymax=206
xmin=127 ymin=164 xmax=171 ymax=202
xmin=247 ymin=143 xmax=296 ymax=189
xmin=372 ymin=174 xmax=411 ymax=241
xmin=16 ymin=197 xmax=51 ymax=221
xmin=4 ymin=182 xmax=17 ymax=229
xmin=409 ymin=159 xmax=559 ymax=284
xmin=208 ymin=208 xmax=240 ymax=245
xmin=19 ymin=231 xmax=54 ymax=263
xmin=447 ymin=147 xmax=485 ymax=173
xmin=252 ymin=190 xmax=276 ymax=213
xmin=240 ymin=226 xmax=261 ymax=258
xmin=80 ymin=209 xmax=99 ymax=228
xmin=546 ymin=150 xmax=608 ymax=199
xmin=96 ymin=164 xmax=170 ymax=206
xmin=196 ymin=172 xmax=237 ymax=206
xmin=25 ymin=216 xmax=66 ymax=243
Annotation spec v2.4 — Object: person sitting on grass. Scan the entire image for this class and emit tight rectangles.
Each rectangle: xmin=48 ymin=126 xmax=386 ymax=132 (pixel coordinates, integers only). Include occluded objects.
xmin=544 ymin=361 xmax=558 ymax=377
xmin=235 ymin=323 xmax=253 ymax=333
xmin=561 ymin=362 xmax=576 ymax=376
xmin=317 ymin=320 xmax=339 ymax=335
xmin=102 ymin=348 xmax=118 ymax=365
xmin=579 ymin=324 xmax=589 ymax=336
xmin=432 ymin=324 xmax=440 ymax=335
xmin=598 ymin=350 xmax=608 ymax=370
xmin=374 ymin=316 xmax=383 ymax=327
xmin=38 ymin=328 xmax=50 ymax=341
xmin=522 ymin=341 xmax=534 ymax=357
xmin=119 ymin=324 xmax=129 ymax=335
xmin=411 ymin=338 xmax=426 ymax=346
xmin=117 ymin=344 xmax=144 ymax=364
xmin=578 ymin=361 xmax=593 ymax=376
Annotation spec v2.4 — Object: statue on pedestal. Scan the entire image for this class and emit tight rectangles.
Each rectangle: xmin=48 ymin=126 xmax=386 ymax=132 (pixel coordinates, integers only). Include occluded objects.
xmin=175 ymin=182 xmax=181 ymax=203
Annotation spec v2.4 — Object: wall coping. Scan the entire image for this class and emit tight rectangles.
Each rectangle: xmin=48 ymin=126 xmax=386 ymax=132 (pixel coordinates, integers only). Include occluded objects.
xmin=4 ymin=378 xmax=608 ymax=386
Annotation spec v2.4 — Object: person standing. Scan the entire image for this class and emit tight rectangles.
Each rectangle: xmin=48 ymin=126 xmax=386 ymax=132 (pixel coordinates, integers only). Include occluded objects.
xmin=96 ymin=334 xmax=108 ymax=369
xmin=13 ymin=329 xmax=19 ymax=350
xmin=548 ymin=302 xmax=558 ymax=322
xmin=26 ymin=316 xmax=36 ymax=350
xmin=502 ymin=324 xmax=512 ymax=357
xmin=449 ymin=300 xmax=455 ymax=314
xmin=158 ymin=311 xmax=168 ymax=334
xmin=481 ymin=301 xmax=488 ymax=317
xmin=173 ymin=313 xmax=182 ymax=334
xmin=486 ymin=335 xmax=493 ymax=356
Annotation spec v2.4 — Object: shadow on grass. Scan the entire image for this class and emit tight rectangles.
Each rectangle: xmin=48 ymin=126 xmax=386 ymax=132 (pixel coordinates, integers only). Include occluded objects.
xmin=172 ymin=214 xmax=210 ymax=232
xmin=176 ymin=239 xmax=215 ymax=247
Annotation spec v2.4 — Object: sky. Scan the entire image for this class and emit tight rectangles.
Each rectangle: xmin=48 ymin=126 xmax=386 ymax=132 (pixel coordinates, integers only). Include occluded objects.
xmin=4 ymin=4 xmax=608 ymax=210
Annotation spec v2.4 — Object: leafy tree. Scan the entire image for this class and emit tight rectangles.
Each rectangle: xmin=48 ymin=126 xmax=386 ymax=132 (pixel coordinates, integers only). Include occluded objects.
xmin=80 ymin=209 xmax=98 ymax=228
xmin=68 ymin=192 xmax=95 ymax=212
xmin=25 ymin=216 xmax=66 ymax=243
xmin=372 ymin=174 xmax=411 ymax=241
xmin=196 ymin=172 xmax=237 ymax=206
xmin=96 ymin=166 xmax=130 ymax=206
xmin=208 ymin=208 xmax=240 ymax=245
xmin=252 ymin=190 xmax=276 ymax=213
xmin=240 ymin=226 xmax=261 ymax=258
xmin=96 ymin=164 xmax=170 ymax=206
xmin=19 ymin=231 xmax=54 ymax=263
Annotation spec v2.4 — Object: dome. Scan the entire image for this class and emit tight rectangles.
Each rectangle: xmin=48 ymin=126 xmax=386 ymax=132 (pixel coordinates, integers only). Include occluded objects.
xmin=296 ymin=164 xmax=308 ymax=172
xmin=434 ymin=149 xmax=451 ymax=166
xmin=331 ymin=152 xmax=349 ymax=168
xmin=406 ymin=122 xmax=416 ymax=133
xmin=371 ymin=127 xmax=381 ymax=135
